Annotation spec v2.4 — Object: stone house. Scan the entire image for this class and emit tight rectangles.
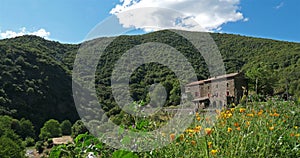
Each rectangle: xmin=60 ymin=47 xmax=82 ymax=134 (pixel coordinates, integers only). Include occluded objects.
xmin=185 ymin=72 xmax=247 ymax=109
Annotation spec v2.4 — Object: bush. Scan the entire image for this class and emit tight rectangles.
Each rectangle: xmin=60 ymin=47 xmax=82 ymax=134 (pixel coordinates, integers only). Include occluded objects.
xmin=35 ymin=141 xmax=44 ymax=154
xmin=24 ymin=137 xmax=35 ymax=147
xmin=60 ymin=120 xmax=72 ymax=135
xmin=39 ymin=119 xmax=62 ymax=140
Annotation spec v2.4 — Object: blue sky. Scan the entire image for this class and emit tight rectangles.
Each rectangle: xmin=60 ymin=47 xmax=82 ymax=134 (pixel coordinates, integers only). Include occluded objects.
xmin=0 ymin=0 xmax=299 ymax=43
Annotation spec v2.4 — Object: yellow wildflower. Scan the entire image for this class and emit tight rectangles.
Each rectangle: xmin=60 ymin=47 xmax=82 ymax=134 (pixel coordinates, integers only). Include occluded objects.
xmin=205 ymin=128 xmax=212 ymax=135
xmin=270 ymin=113 xmax=280 ymax=117
xmin=227 ymin=127 xmax=232 ymax=133
xmin=239 ymin=108 xmax=246 ymax=113
xmin=207 ymin=142 xmax=213 ymax=148
xmin=194 ymin=126 xmax=202 ymax=132
xmin=185 ymin=129 xmax=194 ymax=133
xmin=246 ymin=121 xmax=250 ymax=127
xmin=211 ymin=149 xmax=218 ymax=155
xmin=269 ymin=126 xmax=274 ymax=131
xmin=230 ymin=108 xmax=235 ymax=112
xmin=257 ymin=109 xmax=263 ymax=116
xmin=179 ymin=134 xmax=184 ymax=141
xmin=246 ymin=113 xmax=254 ymax=117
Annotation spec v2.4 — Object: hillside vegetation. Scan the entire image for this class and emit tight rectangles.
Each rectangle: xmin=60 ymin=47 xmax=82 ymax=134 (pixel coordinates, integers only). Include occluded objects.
xmin=0 ymin=30 xmax=300 ymax=129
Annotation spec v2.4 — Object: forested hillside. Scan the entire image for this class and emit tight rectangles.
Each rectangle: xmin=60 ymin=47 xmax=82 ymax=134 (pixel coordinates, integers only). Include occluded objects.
xmin=0 ymin=30 xmax=299 ymax=129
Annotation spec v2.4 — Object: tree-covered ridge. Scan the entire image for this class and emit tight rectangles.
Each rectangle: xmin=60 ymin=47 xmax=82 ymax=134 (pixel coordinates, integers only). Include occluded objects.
xmin=0 ymin=30 xmax=300 ymax=130
xmin=0 ymin=35 xmax=80 ymax=130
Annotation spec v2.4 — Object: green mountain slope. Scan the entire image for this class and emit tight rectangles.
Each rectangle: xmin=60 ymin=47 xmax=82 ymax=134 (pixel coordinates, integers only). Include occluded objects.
xmin=0 ymin=36 xmax=79 ymax=129
xmin=0 ymin=30 xmax=299 ymax=129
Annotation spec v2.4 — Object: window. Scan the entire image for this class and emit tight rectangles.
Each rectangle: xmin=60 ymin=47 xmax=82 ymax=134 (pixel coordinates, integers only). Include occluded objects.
xmin=208 ymin=93 xmax=210 ymax=97
xmin=227 ymin=91 xmax=230 ymax=96
xmin=227 ymin=83 xmax=229 ymax=87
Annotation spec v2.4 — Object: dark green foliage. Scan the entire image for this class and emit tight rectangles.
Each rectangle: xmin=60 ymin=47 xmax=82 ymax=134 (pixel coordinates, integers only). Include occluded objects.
xmin=71 ymin=120 xmax=88 ymax=138
xmin=0 ymin=136 xmax=25 ymax=158
xmin=24 ymin=137 xmax=35 ymax=147
xmin=60 ymin=120 xmax=72 ymax=135
xmin=17 ymin=118 xmax=35 ymax=139
xmin=35 ymin=141 xmax=44 ymax=154
xmin=0 ymin=115 xmax=26 ymax=157
xmin=0 ymin=35 xmax=79 ymax=132
xmin=39 ymin=119 xmax=62 ymax=140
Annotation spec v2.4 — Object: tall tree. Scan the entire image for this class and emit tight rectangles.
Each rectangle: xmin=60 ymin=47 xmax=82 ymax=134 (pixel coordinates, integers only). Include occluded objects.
xmin=60 ymin=120 xmax=72 ymax=135
xmin=39 ymin=119 xmax=62 ymax=140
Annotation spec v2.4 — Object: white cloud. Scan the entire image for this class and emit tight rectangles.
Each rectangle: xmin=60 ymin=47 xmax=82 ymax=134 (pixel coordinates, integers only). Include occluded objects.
xmin=0 ymin=27 xmax=50 ymax=39
xmin=110 ymin=0 xmax=246 ymax=32
xmin=275 ymin=2 xmax=284 ymax=9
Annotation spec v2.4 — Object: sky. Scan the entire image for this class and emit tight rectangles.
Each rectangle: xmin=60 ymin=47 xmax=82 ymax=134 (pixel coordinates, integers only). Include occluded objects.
xmin=0 ymin=0 xmax=299 ymax=43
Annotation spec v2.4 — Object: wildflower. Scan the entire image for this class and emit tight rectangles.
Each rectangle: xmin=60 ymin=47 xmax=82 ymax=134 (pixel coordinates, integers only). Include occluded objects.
xmin=225 ymin=113 xmax=233 ymax=119
xmin=207 ymin=142 xmax=213 ymax=148
xmin=170 ymin=133 xmax=176 ymax=141
xmin=196 ymin=112 xmax=199 ymax=117
xmin=239 ymin=108 xmax=246 ymax=113
xmin=191 ymin=140 xmax=196 ymax=146
xmin=227 ymin=127 xmax=232 ymax=133
xmin=194 ymin=126 xmax=202 ymax=132
xmin=185 ymin=129 xmax=194 ymax=133
xmin=205 ymin=128 xmax=213 ymax=135
xmin=295 ymin=134 xmax=300 ymax=138
xmin=234 ymin=122 xmax=239 ymax=127
xmin=295 ymin=126 xmax=298 ymax=130
xmin=196 ymin=116 xmax=201 ymax=121
xmin=270 ymin=113 xmax=280 ymax=117
xmin=246 ymin=113 xmax=254 ymax=117
xmin=257 ymin=110 xmax=263 ymax=116
xmin=179 ymin=134 xmax=184 ymax=141
xmin=236 ymin=127 xmax=241 ymax=131
xmin=290 ymin=133 xmax=295 ymax=137
xmin=246 ymin=121 xmax=250 ymax=127
xmin=211 ymin=149 xmax=218 ymax=155
xmin=269 ymin=126 xmax=274 ymax=131
xmin=230 ymin=108 xmax=235 ymax=113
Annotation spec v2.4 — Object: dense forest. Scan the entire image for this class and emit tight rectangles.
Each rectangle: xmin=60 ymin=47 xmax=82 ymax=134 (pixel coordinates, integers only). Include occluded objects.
xmin=0 ymin=29 xmax=300 ymax=132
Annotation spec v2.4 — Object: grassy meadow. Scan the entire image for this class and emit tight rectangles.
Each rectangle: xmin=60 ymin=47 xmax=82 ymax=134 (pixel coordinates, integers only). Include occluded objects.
xmin=49 ymin=99 xmax=300 ymax=157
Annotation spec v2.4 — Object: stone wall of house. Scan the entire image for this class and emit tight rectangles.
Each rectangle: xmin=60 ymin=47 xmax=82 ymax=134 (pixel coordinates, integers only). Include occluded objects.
xmin=186 ymin=72 xmax=247 ymax=107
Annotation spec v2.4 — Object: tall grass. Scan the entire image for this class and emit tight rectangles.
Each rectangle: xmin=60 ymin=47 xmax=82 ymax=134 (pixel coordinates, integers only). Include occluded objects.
xmin=140 ymin=100 xmax=300 ymax=157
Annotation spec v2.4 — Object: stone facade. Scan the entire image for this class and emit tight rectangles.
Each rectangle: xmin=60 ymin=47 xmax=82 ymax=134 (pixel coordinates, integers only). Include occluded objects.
xmin=185 ymin=72 xmax=247 ymax=109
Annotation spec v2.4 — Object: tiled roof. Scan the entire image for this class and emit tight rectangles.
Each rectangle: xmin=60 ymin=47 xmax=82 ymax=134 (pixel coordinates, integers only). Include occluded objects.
xmin=187 ymin=72 xmax=240 ymax=86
